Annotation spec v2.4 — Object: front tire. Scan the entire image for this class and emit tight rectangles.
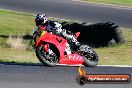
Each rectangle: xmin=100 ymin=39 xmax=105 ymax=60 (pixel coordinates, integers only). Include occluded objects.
xmin=35 ymin=43 xmax=59 ymax=67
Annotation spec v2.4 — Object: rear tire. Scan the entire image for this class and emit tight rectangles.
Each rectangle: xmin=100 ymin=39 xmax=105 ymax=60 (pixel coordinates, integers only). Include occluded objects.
xmin=83 ymin=50 xmax=98 ymax=67
xmin=35 ymin=43 xmax=59 ymax=67
xmin=79 ymin=45 xmax=99 ymax=67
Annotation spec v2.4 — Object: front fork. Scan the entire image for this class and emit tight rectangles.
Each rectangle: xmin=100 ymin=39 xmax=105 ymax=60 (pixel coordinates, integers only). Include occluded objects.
xmin=43 ymin=43 xmax=54 ymax=55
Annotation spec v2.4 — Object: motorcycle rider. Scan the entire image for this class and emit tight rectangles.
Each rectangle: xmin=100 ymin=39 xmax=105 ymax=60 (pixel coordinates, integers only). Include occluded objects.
xmin=34 ymin=14 xmax=80 ymax=51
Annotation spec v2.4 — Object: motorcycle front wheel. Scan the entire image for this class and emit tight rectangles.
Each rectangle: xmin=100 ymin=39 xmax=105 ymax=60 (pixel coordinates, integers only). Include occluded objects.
xmin=35 ymin=43 xmax=59 ymax=67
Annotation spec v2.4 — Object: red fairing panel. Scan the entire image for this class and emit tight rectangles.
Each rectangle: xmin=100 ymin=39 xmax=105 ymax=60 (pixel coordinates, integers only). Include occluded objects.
xmin=35 ymin=32 xmax=84 ymax=65
xmin=59 ymin=53 xmax=84 ymax=64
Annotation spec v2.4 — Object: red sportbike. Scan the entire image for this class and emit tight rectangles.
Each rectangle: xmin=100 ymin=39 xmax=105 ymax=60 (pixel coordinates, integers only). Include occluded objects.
xmin=32 ymin=27 xmax=98 ymax=67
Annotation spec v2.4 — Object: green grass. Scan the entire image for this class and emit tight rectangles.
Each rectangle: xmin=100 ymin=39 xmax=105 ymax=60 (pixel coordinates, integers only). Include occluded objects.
xmin=0 ymin=10 xmax=34 ymax=35
xmin=0 ymin=9 xmax=132 ymax=65
xmin=96 ymin=29 xmax=132 ymax=65
xmin=83 ymin=0 xmax=132 ymax=6
xmin=0 ymin=48 xmax=39 ymax=63
xmin=0 ymin=10 xmax=38 ymax=63
xmin=0 ymin=10 xmax=34 ymax=49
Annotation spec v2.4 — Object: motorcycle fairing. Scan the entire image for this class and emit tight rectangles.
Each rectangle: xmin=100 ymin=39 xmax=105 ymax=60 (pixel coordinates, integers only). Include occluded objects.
xmin=35 ymin=32 xmax=84 ymax=65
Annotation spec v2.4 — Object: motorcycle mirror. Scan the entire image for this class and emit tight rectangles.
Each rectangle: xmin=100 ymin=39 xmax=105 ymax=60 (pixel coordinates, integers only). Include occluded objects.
xmin=32 ymin=27 xmax=35 ymax=34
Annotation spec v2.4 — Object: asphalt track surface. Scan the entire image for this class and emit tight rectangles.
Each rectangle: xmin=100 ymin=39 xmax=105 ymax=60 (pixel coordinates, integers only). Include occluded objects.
xmin=0 ymin=0 xmax=132 ymax=88
xmin=0 ymin=63 xmax=131 ymax=88
xmin=0 ymin=0 xmax=132 ymax=28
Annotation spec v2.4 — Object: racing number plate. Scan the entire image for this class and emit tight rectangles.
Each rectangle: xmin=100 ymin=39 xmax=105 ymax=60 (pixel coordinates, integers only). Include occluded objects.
xmin=36 ymin=31 xmax=46 ymax=41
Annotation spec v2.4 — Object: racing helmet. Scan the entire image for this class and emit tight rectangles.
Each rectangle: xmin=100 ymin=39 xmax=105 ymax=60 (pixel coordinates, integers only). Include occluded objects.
xmin=35 ymin=14 xmax=47 ymax=26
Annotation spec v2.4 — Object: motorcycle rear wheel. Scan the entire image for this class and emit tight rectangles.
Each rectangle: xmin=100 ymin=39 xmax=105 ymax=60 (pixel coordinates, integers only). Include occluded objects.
xmin=79 ymin=45 xmax=99 ymax=67
xmin=36 ymin=43 xmax=59 ymax=67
